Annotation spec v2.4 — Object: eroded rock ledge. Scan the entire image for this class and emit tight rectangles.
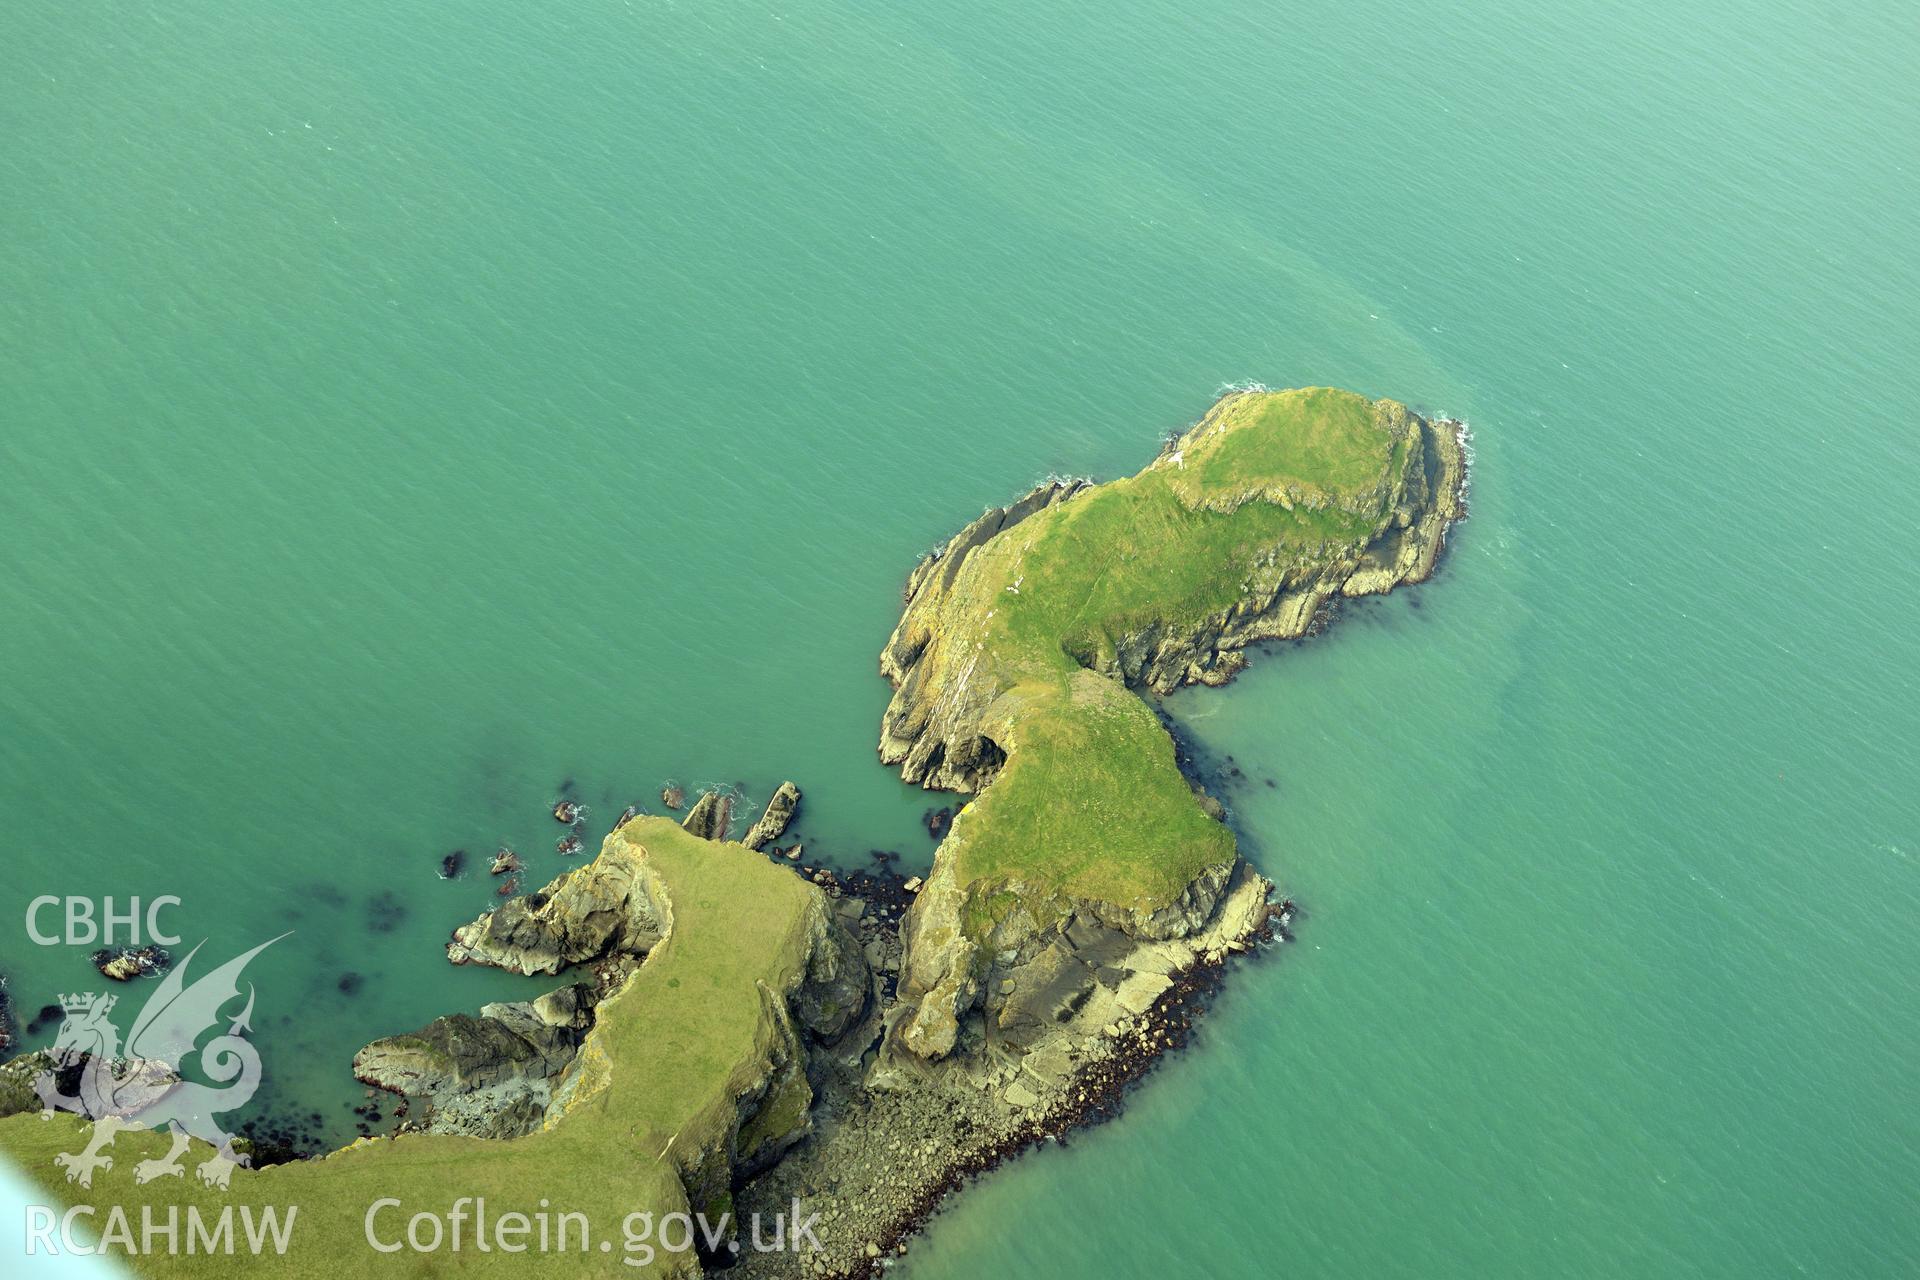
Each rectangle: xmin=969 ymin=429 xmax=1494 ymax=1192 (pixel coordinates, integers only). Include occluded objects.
xmin=356 ymin=814 xmax=870 ymax=1215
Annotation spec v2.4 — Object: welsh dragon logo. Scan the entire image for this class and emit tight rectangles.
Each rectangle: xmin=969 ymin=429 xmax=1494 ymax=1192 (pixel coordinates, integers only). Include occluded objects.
xmin=33 ymin=935 xmax=285 ymax=1191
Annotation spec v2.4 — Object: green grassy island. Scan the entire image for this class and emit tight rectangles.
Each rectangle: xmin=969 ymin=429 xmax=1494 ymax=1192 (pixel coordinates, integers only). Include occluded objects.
xmin=0 ymin=388 xmax=1465 ymax=1277
xmin=878 ymin=388 xmax=1465 ymax=1061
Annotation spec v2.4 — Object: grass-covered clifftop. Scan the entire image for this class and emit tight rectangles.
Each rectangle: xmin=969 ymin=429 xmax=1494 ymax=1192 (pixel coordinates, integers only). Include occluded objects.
xmin=0 ymin=818 xmax=853 ymax=1277
xmin=882 ymin=387 xmax=1465 ymax=1060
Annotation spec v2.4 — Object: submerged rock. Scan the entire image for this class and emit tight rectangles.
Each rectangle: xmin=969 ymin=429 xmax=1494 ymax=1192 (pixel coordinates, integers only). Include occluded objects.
xmin=742 ymin=781 xmax=802 ymax=851
xmin=680 ymin=789 xmax=734 ymax=841
xmin=439 ymin=850 xmax=467 ymax=879
xmin=366 ymin=891 xmax=408 ymax=933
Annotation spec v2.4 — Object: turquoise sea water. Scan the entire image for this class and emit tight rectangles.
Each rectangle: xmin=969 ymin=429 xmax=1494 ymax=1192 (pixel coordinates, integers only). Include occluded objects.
xmin=3 ymin=0 xmax=1916 ymax=1275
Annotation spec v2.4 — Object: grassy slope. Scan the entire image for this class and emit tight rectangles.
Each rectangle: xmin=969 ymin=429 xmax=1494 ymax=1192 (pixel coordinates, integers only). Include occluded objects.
xmin=931 ymin=388 xmax=1406 ymax=908
xmin=0 ymin=818 xmax=814 ymax=1277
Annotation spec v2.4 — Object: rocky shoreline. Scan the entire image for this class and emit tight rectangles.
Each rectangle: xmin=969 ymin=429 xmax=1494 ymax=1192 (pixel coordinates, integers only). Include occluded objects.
xmin=731 ymin=860 xmax=1274 ymax=1278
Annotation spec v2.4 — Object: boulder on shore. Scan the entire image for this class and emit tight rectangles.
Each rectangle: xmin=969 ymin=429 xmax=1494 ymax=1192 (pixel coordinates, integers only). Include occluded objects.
xmin=743 ymin=781 xmax=803 ymax=851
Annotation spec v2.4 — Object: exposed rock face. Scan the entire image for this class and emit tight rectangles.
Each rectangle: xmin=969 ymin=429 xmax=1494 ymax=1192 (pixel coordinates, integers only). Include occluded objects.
xmin=680 ymin=789 xmax=734 ymax=841
xmin=792 ymin=897 xmax=870 ymax=1044
xmin=879 ymin=479 xmax=1088 ymax=793
xmin=434 ymin=818 xmax=869 ymax=1215
xmin=447 ymin=851 xmax=669 ymax=975
xmin=352 ymin=984 xmax=597 ymax=1138
xmin=742 ymin=781 xmax=802 ymax=851
xmin=881 ymin=858 xmax=1269 ymax=1071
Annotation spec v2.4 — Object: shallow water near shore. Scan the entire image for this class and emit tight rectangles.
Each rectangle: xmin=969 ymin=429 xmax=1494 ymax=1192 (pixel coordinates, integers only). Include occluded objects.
xmin=3 ymin=0 xmax=1917 ymax=1275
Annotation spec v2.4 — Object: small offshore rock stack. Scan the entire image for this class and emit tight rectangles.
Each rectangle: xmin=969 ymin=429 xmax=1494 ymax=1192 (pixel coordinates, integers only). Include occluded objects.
xmin=0 ymin=977 xmax=14 ymax=1061
xmin=490 ymin=848 xmax=522 ymax=876
xmin=91 ymin=946 xmax=172 ymax=983
xmin=680 ymin=789 xmax=733 ymax=841
xmin=742 ymin=781 xmax=802 ymax=851
xmin=660 ymin=783 xmax=686 ymax=811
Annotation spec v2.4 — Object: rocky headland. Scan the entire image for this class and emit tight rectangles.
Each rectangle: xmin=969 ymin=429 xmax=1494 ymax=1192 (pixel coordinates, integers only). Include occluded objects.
xmin=874 ymin=387 xmax=1464 ymax=1069
xmin=0 ymin=387 xmax=1464 ymax=1278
